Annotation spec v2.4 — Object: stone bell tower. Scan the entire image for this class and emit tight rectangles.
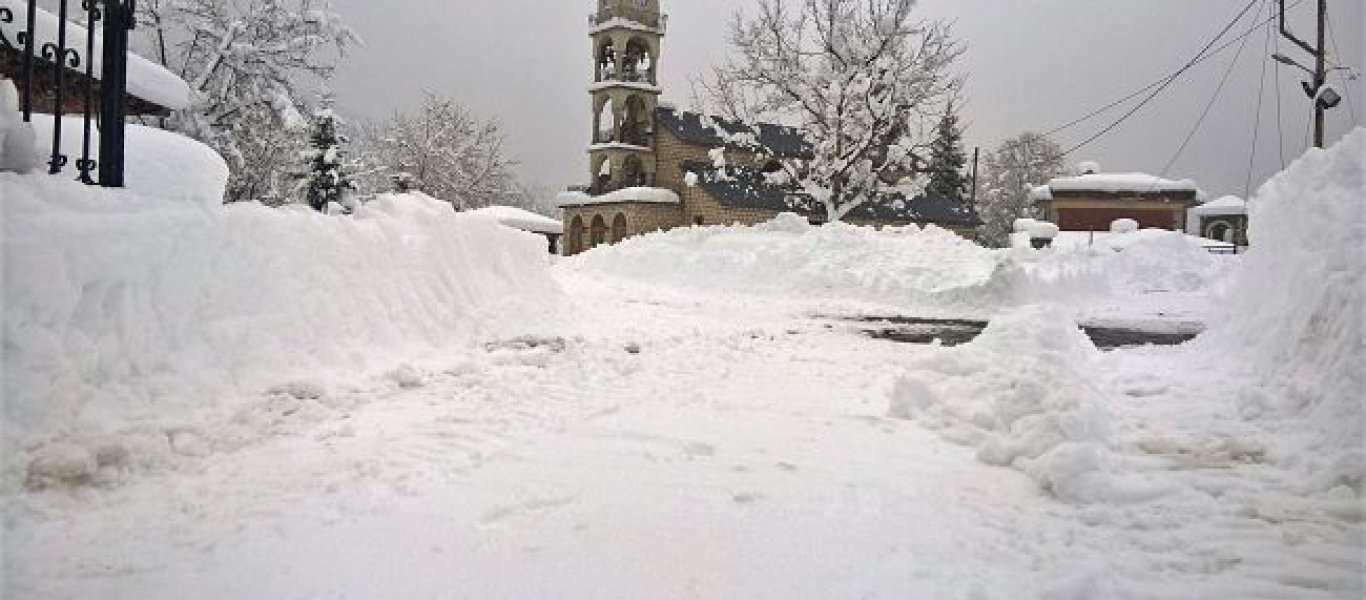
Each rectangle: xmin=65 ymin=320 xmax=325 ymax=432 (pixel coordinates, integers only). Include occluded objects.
xmin=588 ymin=0 xmax=666 ymax=194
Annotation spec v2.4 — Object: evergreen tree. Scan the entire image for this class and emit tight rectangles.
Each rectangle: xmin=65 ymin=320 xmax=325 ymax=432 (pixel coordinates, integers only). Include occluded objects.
xmin=925 ymin=101 xmax=968 ymax=203
xmin=302 ymin=98 xmax=353 ymax=212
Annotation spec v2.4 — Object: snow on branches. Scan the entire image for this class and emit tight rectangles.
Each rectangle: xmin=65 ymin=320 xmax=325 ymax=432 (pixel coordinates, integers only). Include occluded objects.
xmin=694 ymin=0 xmax=963 ymax=222
xmin=356 ymin=94 xmax=516 ymax=212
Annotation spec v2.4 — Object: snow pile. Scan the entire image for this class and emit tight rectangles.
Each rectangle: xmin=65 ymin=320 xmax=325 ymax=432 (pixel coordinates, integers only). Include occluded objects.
xmin=468 ymin=205 xmax=563 ymax=235
xmin=2 ymin=173 xmax=560 ymax=488
xmin=1047 ymin=172 xmax=1200 ymax=195
xmin=1204 ymin=128 xmax=1364 ymax=475
xmin=887 ymin=305 xmax=1164 ymax=504
xmin=569 ymin=215 xmax=1006 ymax=309
xmin=0 ymin=78 xmax=40 ymax=172
xmin=557 ymin=187 xmax=680 ymax=208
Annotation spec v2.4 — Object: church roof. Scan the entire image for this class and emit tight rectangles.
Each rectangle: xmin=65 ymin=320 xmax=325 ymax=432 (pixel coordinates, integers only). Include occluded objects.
xmin=656 ymin=107 xmax=812 ymax=159
xmin=682 ymin=162 xmax=983 ymax=228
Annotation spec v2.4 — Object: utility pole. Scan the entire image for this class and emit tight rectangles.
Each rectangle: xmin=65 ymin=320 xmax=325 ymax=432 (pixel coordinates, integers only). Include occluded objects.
xmin=1277 ymin=0 xmax=1336 ymax=148
xmin=970 ymin=147 xmax=980 ymax=206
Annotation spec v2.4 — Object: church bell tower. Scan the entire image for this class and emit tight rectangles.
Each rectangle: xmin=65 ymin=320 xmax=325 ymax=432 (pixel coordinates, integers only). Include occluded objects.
xmin=588 ymin=0 xmax=666 ymax=194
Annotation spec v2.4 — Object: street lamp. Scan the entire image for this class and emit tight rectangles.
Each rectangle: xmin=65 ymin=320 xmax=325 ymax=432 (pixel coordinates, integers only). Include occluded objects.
xmin=1272 ymin=52 xmax=1314 ymax=75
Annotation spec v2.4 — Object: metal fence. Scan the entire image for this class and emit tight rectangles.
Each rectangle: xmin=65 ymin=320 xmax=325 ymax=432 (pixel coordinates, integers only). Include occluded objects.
xmin=1 ymin=0 xmax=134 ymax=187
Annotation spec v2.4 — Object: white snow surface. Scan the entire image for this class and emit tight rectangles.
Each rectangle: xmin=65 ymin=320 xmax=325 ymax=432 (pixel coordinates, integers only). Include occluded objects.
xmin=0 ymin=0 xmax=192 ymax=110
xmin=3 ymin=136 xmax=1362 ymax=599
xmin=2 ymin=181 xmax=560 ymax=490
xmin=1192 ymin=195 xmax=1249 ymax=216
xmin=556 ymin=186 xmax=680 ymax=208
xmin=467 ymin=205 xmax=563 ymax=235
xmin=1046 ymin=172 xmax=1200 ymax=194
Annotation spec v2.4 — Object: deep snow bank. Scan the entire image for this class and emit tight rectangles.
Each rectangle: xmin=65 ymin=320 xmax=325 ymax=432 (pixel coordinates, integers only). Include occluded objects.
xmin=570 ymin=213 xmax=1227 ymax=314
xmin=3 ymin=173 xmax=559 ymax=486
xmin=1204 ymin=128 xmax=1364 ymax=475
xmin=887 ymin=305 xmax=1168 ymax=504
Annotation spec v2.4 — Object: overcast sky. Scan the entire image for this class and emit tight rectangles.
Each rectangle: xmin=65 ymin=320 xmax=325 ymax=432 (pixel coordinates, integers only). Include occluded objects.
xmin=329 ymin=0 xmax=1362 ymax=200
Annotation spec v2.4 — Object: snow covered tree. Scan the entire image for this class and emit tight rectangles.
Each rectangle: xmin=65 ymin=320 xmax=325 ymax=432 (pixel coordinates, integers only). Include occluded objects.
xmin=693 ymin=0 xmax=963 ymax=221
xmin=925 ymin=101 xmax=968 ymax=203
xmin=355 ymin=94 xmax=517 ymax=211
xmin=976 ymin=132 xmax=1066 ymax=247
xmin=136 ymin=0 xmax=359 ymax=203
xmin=300 ymin=99 xmax=353 ymax=212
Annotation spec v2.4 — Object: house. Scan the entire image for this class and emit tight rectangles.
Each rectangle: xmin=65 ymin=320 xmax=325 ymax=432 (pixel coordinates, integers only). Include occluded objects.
xmin=1031 ymin=166 xmax=1202 ymax=233
xmin=0 ymin=1 xmax=191 ymax=116
xmin=468 ymin=205 xmax=565 ymax=255
xmin=558 ymin=0 xmax=981 ymax=256
xmin=1188 ymin=195 xmax=1248 ymax=247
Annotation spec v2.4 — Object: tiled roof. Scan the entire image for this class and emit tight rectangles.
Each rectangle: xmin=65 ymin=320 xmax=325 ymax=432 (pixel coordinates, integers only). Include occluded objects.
xmin=682 ymin=162 xmax=983 ymax=228
xmin=656 ymin=107 xmax=812 ymax=159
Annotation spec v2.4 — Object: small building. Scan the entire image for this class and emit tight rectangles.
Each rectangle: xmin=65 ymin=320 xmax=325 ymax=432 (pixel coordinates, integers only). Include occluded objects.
xmin=1032 ymin=168 xmax=1201 ymax=233
xmin=559 ymin=0 xmax=981 ymax=256
xmin=0 ymin=3 xmax=191 ymax=116
xmin=1188 ymin=195 xmax=1248 ymax=247
xmin=468 ymin=205 xmax=565 ymax=254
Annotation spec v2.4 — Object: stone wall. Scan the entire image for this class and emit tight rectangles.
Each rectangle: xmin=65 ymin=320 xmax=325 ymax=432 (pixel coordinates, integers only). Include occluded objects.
xmin=562 ymin=201 xmax=684 ymax=256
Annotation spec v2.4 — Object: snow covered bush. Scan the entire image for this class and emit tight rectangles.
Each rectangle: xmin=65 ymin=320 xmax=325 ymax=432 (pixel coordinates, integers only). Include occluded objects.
xmin=300 ymin=100 xmax=355 ymax=212
xmin=1202 ymin=128 xmax=1364 ymax=477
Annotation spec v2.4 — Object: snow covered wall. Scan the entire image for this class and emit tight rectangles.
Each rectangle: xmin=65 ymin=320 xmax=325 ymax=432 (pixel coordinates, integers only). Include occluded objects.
xmin=2 ymin=138 xmax=559 ymax=486
xmin=1204 ymin=128 xmax=1365 ymax=467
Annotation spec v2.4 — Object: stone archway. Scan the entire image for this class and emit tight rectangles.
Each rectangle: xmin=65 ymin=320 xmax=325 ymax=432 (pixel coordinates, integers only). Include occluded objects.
xmin=590 ymin=215 xmax=608 ymax=248
xmin=622 ymin=155 xmax=646 ymax=188
xmin=569 ymin=215 xmax=585 ymax=255
xmin=612 ymin=213 xmax=628 ymax=242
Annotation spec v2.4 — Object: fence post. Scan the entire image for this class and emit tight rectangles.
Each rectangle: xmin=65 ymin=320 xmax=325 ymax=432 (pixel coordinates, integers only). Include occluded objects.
xmin=97 ymin=0 xmax=131 ymax=187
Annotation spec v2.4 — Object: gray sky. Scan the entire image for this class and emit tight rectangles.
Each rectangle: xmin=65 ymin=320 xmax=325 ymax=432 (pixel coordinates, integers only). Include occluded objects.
xmin=330 ymin=0 xmax=1362 ymax=200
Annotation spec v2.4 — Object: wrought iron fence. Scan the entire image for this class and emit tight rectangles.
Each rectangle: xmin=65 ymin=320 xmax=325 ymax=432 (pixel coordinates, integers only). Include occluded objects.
xmin=1 ymin=0 xmax=134 ymax=187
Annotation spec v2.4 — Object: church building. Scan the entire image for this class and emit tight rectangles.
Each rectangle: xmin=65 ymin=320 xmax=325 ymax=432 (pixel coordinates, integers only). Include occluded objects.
xmin=558 ymin=0 xmax=983 ymax=256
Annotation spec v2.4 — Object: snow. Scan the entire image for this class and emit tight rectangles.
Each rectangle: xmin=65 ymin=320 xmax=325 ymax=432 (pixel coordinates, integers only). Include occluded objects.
xmin=587 ymin=81 xmax=661 ymax=94
xmin=2 ymin=174 xmax=560 ymax=491
xmin=1046 ymin=172 xmax=1201 ymax=195
xmin=1044 ymin=229 xmax=1234 ymax=252
xmin=0 ymin=0 xmax=193 ymax=111
xmin=467 ymin=205 xmax=564 ymax=235
xmin=1110 ymin=218 xmax=1140 ymax=234
xmin=1192 ymin=195 xmax=1248 ymax=216
xmin=556 ymin=186 xmax=680 ymax=207
xmin=588 ymin=16 xmax=665 ymax=36
xmin=3 ymin=133 xmax=1363 ymax=599
xmin=0 ymin=77 xmax=40 ymax=172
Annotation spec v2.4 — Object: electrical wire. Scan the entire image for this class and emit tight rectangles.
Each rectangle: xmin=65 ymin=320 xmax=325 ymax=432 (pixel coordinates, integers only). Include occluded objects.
xmin=1246 ymin=1 xmax=1272 ymax=198
xmin=1039 ymin=0 xmax=1303 ymax=141
xmin=1325 ymin=14 xmax=1357 ymax=124
xmin=1156 ymin=0 xmax=1264 ymax=183
xmin=1273 ymin=18 xmax=1287 ymax=169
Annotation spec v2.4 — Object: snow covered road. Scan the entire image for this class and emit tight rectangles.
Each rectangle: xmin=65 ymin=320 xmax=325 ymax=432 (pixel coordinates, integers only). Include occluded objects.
xmin=6 ymin=271 xmax=1360 ymax=599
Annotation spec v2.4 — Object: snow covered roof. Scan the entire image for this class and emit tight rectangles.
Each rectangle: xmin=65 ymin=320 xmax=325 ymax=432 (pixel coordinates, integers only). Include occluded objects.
xmin=1045 ymin=172 xmax=1201 ymax=196
xmin=1191 ymin=195 xmax=1247 ymax=216
xmin=656 ymin=107 xmax=812 ymax=159
xmin=683 ymin=162 xmax=983 ymax=227
xmin=0 ymin=1 xmax=192 ymax=111
xmin=557 ymin=187 xmax=681 ymax=208
xmin=467 ymin=206 xmax=563 ymax=235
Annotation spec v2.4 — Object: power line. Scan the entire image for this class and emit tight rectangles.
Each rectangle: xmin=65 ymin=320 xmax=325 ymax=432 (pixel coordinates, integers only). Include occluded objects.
xmin=1246 ymin=1 xmax=1273 ymax=198
xmin=1156 ymin=0 xmax=1264 ymax=182
xmin=1040 ymin=0 xmax=1303 ymax=141
xmin=1325 ymin=13 xmax=1357 ymax=124
xmin=1273 ymin=17 xmax=1287 ymax=169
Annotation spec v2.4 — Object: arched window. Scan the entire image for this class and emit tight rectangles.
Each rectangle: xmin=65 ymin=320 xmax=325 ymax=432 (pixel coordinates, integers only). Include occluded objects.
xmin=622 ymin=95 xmax=650 ymax=146
xmin=596 ymin=97 xmax=617 ymax=144
xmin=1206 ymin=221 xmax=1233 ymax=243
xmin=590 ymin=215 xmax=608 ymax=248
xmin=595 ymin=156 xmax=614 ymax=193
xmin=597 ymin=39 xmax=617 ymax=82
xmin=612 ymin=213 xmax=628 ymax=242
xmin=622 ymin=156 xmax=646 ymax=188
xmin=624 ymin=38 xmax=653 ymax=83
xmin=569 ymin=215 xmax=585 ymax=255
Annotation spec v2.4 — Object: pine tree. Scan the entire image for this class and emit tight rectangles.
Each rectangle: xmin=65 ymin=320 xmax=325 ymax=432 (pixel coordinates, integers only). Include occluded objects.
xmin=302 ymin=99 xmax=352 ymax=213
xmin=925 ymin=101 xmax=968 ymax=203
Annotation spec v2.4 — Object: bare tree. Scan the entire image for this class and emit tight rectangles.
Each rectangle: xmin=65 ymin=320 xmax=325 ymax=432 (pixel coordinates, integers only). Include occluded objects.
xmin=694 ymin=0 xmax=963 ymax=221
xmin=976 ymin=132 xmax=1066 ymax=247
xmin=355 ymin=94 xmax=517 ymax=211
